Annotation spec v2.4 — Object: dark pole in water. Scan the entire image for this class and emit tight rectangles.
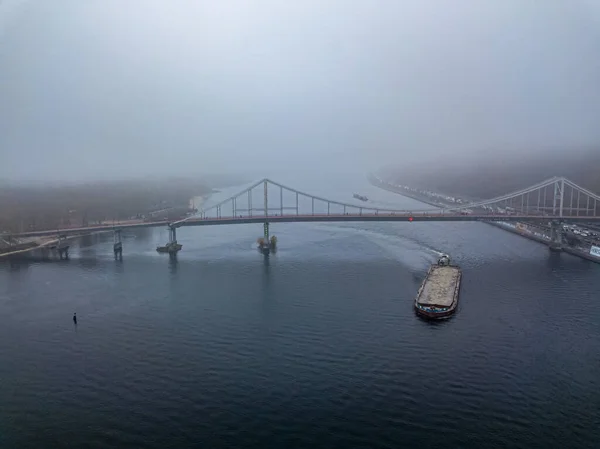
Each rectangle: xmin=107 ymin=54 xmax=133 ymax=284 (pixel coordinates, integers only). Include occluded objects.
xmin=73 ymin=313 xmax=77 ymax=324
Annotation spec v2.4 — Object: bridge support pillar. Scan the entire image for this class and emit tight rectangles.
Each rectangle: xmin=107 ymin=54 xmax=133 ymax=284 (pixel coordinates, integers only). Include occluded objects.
xmin=57 ymin=235 xmax=69 ymax=260
xmin=259 ymin=180 xmax=272 ymax=255
xmin=258 ymin=221 xmax=271 ymax=255
xmin=169 ymin=227 xmax=181 ymax=255
xmin=549 ymin=220 xmax=563 ymax=252
xmin=257 ymin=221 xmax=277 ymax=255
xmin=157 ymin=226 xmax=182 ymax=255
xmin=113 ymin=229 xmax=123 ymax=259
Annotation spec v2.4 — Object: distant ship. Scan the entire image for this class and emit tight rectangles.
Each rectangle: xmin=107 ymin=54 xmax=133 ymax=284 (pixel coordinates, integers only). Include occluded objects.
xmin=353 ymin=193 xmax=368 ymax=202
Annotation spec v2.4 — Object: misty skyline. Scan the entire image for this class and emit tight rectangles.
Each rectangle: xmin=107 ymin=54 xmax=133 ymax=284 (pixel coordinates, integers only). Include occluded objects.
xmin=1 ymin=0 xmax=600 ymax=182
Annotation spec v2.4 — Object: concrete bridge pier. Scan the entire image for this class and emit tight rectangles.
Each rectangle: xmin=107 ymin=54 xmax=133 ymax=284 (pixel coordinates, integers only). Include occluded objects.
xmin=57 ymin=235 xmax=70 ymax=260
xmin=156 ymin=226 xmax=182 ymax=255
xmin=257 ymin=180 xmax=277 ymax=255
xmin=260 ymin=221 xmax=271 ymax=255
xmin=167 ymin=226 xmax=182 ymax=255
xmin=169 ymin=227 xmax=182 ymax=256
xmin=113 ymin=229 xmax=123 ymax=259
xmin=549 ymin=220 xmax=563 ymax=252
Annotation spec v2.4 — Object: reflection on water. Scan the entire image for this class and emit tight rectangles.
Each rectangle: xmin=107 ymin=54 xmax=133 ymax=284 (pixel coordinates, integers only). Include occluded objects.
xmin=168 ymin=254 xmax=178 ymax=275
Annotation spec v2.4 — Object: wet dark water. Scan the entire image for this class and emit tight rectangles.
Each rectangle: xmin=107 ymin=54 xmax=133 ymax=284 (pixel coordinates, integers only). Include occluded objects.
xmin=1 ymin=174 xmax=599 ymax=449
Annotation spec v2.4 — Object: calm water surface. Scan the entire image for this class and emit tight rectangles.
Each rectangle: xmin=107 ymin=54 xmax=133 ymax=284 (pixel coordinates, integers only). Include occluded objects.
xmin=1 ymin=173 xmax=599 ymax=448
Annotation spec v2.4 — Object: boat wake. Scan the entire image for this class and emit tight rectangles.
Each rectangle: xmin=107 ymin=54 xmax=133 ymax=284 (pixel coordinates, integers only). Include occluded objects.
xmin=427 ymin=248 xmax=448 ymax=258
xmin=312 ymin=223 xmax=447 ymax=265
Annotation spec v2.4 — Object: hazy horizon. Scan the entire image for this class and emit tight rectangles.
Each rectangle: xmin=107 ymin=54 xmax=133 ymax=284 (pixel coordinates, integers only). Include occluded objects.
xmin=1 ymin=0 xmax=600 ymax=183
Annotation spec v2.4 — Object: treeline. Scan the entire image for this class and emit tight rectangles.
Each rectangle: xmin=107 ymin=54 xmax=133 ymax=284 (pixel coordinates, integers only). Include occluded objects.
xmin=0 ymin=177 xmax=211 ymax=233
xmin=385 ymin=149 xmax=600 ymax=200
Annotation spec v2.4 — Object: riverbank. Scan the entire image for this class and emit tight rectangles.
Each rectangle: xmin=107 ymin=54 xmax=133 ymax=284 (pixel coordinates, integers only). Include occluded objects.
xmin=0 ymin=231 xmax=110 ymax=259
xmin=0 ymin=192 xmax=207 ymax=260
xmin=0 ymin=177 xmax=213 ymax=234
xmin=368 ymin=174 xmax=600 ymax=264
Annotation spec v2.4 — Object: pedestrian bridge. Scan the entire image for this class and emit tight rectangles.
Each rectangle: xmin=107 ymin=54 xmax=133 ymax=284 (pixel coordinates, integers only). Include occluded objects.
xmin=172 ymin=176 xmax=600 ymax=225
xmin=13 ymin=176 xmax=600 ymax=239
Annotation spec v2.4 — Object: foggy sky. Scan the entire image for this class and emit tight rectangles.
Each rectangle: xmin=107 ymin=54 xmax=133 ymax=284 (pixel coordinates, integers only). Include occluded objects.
xmin=1 ymin=0 xmax=600 ymax=182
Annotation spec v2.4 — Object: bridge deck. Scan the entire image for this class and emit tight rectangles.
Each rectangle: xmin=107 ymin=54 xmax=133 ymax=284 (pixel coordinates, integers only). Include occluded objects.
xmin=13 ymin=213 xmax=599 ymax=238
xmin=9 ymin=174 xmax=600 ymax=238
xmin=177 ymin=214 xmax=599 ymax=227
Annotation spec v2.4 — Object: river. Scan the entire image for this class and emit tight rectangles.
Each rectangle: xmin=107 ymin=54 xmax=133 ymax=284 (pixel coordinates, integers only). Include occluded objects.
xmin=1 ymin=172 xmax=599 ymax=448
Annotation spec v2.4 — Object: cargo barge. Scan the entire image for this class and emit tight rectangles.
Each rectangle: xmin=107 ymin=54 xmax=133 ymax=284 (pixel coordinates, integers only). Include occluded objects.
xmin=414 ymin=255 xmax=461 ymax=319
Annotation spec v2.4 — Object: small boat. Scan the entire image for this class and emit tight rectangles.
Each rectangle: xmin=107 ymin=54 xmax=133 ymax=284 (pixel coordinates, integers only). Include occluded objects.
xmin=353 ymin=193 xmax=368 ymax=202
xmin=414 ymin=254 xmax=462 ymax=319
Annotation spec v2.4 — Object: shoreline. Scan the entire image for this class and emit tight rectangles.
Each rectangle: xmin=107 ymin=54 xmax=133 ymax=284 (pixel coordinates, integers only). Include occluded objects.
xmin=1 ymin=191 xmax=208 ymax=260
xmin=0 ymin=230 xmax=112 ymax=259
xmin=368 ymin=174 xmax=600 ymax=265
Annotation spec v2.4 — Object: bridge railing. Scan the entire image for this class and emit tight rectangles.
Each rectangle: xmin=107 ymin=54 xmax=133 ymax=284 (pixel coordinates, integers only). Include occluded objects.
xmin=12 ymin=176 xmax=600 ymax=236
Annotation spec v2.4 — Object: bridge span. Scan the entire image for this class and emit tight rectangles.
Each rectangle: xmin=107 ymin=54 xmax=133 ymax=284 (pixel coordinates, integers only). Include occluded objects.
xmin=13 ymin=212 xmax=600 ymax=240
xmin=5 ymin=176 xmax=600 ymax=257
xmin=176 ymin=213 xmax=598 ymax=227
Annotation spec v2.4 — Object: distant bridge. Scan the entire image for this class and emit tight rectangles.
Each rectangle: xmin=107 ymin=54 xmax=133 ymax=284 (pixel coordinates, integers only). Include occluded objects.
xmin=9 ymin=176 xmax=600 ymax=255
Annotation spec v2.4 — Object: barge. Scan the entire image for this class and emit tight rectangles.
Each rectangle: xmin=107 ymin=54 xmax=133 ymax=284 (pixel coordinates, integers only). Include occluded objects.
xmin=414 ymin=255 xmax=461 ymax=319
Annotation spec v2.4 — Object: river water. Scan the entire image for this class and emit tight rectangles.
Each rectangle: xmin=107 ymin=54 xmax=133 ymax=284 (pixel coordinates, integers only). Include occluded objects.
xmin=1 ymin=173 xmax=599 ymax=449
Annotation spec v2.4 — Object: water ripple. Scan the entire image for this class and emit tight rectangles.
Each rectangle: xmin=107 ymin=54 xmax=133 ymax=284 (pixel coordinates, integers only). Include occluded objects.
xmin=1 ymin=181 xmax=600 ymax=448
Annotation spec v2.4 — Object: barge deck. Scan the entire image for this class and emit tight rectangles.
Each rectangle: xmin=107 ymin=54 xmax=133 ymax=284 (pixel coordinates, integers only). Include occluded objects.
xmin=415 ymin=255 xmax=462 ymax=319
